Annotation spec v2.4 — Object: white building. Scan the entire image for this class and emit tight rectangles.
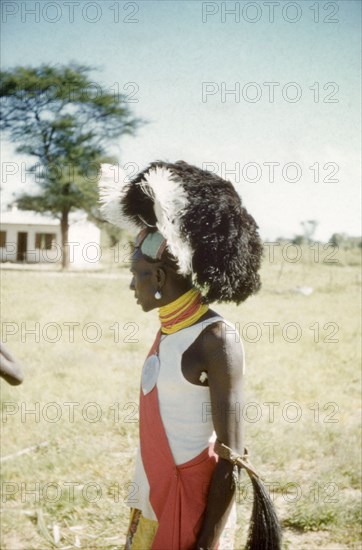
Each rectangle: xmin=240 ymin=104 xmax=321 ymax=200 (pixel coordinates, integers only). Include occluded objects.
xmin=0 ymin=206 xmax=101 ymax=268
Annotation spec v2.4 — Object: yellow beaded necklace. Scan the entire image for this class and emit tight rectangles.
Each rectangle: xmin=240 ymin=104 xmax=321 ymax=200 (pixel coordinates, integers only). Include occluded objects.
xmin=159 ymin=288 xmax=209 ymax=334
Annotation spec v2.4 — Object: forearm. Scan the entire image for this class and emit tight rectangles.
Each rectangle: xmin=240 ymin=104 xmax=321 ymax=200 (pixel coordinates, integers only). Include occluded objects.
xmin=0 ymin=361 xmax=24 ymax=385
xmin=195 ymin=459 xmax=236 ymax=549
xmin=0 ymin=345 xmax=24 ymax=385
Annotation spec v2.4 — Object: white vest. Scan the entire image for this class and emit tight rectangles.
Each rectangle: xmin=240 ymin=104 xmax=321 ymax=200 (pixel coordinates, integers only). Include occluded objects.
xmin=129 ymin=316 xmax=243 ymax=520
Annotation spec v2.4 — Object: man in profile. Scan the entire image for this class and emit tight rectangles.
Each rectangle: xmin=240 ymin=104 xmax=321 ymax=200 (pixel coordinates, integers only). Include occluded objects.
xmin=99 ymin=160 xmax=281 ymax=550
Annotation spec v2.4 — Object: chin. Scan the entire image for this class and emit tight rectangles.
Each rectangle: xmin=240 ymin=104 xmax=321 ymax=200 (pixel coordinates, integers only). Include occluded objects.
xmin=139 ymin=302 xmax=156 ymax=313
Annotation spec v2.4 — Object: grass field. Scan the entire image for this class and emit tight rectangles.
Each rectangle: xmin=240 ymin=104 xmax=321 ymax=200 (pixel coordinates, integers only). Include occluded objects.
xmin=1 ymin=243 xmax=361 ymax=549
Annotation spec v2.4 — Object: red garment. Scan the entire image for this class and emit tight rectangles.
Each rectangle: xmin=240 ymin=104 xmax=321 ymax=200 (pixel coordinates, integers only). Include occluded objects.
xmin=139 ymin=331 xmax=218 ymax=550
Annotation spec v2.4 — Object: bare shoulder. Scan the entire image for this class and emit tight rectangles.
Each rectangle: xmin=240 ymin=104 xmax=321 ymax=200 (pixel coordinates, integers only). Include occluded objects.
xmin=198 ymin=316 xmax=244 ymax=380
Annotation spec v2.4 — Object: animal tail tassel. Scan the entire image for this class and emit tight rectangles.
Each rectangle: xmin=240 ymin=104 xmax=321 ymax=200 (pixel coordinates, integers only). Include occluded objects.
xmin=245 ymin=472 xmax=282 ymax=550
xmin=213 ymin=440 xmax=282 ymax=550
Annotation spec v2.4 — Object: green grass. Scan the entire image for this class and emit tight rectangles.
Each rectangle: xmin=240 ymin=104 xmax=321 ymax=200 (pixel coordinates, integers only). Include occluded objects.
xmin=1 ymin=246 xmax=361 ymax=549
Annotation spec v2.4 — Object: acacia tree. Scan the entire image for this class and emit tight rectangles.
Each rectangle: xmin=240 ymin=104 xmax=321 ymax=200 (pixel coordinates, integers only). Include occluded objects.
xmin=0 ymin=64 xmax=141 ymax=268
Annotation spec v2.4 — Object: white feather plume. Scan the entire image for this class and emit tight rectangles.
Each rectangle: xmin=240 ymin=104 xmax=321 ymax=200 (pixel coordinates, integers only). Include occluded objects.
xmin=142 ymin=167 xmax=193 ymax=275
xmin=98 ymin=163 xmax=138 ymax=230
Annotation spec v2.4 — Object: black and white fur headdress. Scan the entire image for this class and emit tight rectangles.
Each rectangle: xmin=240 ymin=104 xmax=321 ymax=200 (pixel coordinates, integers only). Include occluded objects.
xmin=98 ymin=160 xmax=263 ymax=304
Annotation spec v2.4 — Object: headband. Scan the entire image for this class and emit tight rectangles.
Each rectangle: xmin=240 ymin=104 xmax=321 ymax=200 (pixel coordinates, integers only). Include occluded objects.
xmin=135 ymin=229 xmax=167 ymax=260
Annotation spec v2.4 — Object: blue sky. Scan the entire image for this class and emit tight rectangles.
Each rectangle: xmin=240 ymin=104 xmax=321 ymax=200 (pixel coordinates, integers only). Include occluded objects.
xmin=1 ymin=0 xmax=361 ymax=240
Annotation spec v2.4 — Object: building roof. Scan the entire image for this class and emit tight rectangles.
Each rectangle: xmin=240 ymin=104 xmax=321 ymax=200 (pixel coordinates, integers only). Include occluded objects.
xmin=0 ymin=208 xmax=59 ymax=226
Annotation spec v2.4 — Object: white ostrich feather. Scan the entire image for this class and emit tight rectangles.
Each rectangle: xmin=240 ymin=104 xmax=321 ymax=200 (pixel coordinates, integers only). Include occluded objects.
xmin=142 ymin=166 xmax=193 ymax=275
xmin=98 ymin=163 xmax=138 ymax=230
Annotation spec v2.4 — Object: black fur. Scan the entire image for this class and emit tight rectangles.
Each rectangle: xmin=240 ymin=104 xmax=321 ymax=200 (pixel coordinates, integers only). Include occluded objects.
xmin=122 ymin=161 xmax=263 ymax=304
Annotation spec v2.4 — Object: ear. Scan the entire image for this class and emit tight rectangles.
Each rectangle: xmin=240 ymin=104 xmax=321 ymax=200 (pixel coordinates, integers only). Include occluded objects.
xmin=156 ymin=266 xmax=167 ymax=289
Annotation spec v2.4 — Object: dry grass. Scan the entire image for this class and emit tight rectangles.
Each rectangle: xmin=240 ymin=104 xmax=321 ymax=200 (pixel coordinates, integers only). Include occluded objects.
xmin=1 ymin=244 xmax=361 ymax=549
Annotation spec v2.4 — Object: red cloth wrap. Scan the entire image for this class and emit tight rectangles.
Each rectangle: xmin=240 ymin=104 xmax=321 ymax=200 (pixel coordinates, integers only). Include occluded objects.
xmin=139 ymin=331 xmax=218 ymax=550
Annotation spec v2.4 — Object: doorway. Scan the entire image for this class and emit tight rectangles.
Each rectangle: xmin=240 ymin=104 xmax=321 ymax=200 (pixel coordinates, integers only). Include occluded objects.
xmin=17 ymin=232 xmax=28 ymax=261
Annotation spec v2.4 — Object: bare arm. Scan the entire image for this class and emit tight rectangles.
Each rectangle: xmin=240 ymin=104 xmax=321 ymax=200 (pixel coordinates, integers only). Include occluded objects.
xmin=195 ymin=322 xmax=244 ymax=549
xmin=0 ymin=343 xmax=24 ymax=385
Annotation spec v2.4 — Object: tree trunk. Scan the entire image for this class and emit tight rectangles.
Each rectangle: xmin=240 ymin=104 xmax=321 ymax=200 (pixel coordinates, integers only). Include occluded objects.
xmin=60 ymin=209 xmax=69 ymax=269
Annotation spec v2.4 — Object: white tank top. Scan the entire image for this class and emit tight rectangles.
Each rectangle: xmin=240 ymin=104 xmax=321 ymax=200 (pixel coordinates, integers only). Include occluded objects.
xmin=128 ymin=316 xmax=244 ymax=520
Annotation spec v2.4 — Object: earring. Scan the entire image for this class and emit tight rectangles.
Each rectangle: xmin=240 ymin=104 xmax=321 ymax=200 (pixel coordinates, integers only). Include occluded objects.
xmin=154 ymin=290 xmax=162 ymax=300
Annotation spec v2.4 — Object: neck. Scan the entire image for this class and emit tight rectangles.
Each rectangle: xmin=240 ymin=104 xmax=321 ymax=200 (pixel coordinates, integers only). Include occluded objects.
xmin=159 ymin=288 xmax=209 ymax=334
xmin=157 ymin=275 xmax=193 ymax=306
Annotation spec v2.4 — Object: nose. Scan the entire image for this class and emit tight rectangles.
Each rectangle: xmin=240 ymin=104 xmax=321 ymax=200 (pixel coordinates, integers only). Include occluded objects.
xmin=130 ymin=276 xmax=135 ymax=291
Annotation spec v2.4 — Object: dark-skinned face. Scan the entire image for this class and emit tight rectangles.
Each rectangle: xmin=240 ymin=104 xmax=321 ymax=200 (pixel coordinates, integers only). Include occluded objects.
xmin=129 ymin=251 xmax=159 ymax=312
